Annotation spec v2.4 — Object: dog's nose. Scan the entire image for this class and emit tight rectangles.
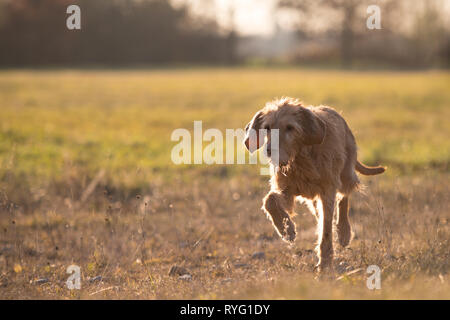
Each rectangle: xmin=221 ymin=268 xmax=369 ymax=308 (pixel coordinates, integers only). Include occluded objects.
xmin=266 ymin=144 xmax=271 ymax=157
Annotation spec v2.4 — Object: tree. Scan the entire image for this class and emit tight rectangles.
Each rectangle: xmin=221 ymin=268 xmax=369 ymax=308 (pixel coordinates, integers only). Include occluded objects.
xmin=0 ymin=0 xmax=233 ymax=66
xmin=278 ymin=0 xmax=401 ymax=66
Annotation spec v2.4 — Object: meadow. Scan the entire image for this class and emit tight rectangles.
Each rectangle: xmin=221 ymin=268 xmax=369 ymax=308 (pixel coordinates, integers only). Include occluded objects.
xmin=0 ymin=68 xmax=449 ymax=299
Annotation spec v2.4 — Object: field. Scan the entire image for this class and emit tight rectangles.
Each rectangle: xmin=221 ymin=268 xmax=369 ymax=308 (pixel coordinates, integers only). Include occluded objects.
xmin=0 ymin=68 xmax=449 ymax=299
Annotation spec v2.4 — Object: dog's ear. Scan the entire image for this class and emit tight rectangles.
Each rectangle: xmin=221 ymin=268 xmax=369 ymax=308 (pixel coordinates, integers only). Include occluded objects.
xmin=296 ymin=108 xmax=326 ymax=145
xmin=244 ymin=110 xmax=265 ymax=152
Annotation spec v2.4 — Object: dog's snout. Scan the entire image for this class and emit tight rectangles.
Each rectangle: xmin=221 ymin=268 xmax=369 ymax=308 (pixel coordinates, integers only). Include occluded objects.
xmin=266 ymin=142 xmax=271 ymax=157
xmin=244 ymin=138 xmax=250 ymax=150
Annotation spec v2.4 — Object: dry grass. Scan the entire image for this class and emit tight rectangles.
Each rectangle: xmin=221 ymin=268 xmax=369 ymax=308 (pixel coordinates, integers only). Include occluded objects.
xmin=1 ymin=173 xmax=449 ymax=299
xmin=0 ymin=69 xmax=449 ymax=299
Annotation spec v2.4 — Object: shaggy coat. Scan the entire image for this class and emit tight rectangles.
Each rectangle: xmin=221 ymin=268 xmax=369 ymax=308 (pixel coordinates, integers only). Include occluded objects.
xmin=244 ymin=98 xmax=385 ymax=271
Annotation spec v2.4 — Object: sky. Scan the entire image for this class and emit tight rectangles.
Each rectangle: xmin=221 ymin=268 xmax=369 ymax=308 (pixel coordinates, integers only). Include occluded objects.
xmin=185 ymin=0 xmax=278 ymax=36
xmin=181 ymin=0 xmax=450 ymax=36
xmin=215 ymin=0 xmax=277 ymax=35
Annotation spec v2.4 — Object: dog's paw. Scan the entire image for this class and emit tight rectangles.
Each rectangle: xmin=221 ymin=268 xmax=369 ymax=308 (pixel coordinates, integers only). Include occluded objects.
xmin=337 ymin=222 xmax=352 ymax=247
xmin=280 ymin=217 xmax=296 ymax=243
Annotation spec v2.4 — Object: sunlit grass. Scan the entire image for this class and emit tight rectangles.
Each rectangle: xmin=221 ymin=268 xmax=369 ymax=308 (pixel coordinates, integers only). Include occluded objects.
xmin=0 ymin=69 xmax=449 ymax=299
xmin=1 ymin=69 xmax=449 ymax=188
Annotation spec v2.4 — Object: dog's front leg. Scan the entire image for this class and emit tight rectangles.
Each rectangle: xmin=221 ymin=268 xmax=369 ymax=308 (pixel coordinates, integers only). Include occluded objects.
xmin=316 ymin=190 xmax=336 ymax=272
xmin=262 ymin=191 xmax=296 ymax=243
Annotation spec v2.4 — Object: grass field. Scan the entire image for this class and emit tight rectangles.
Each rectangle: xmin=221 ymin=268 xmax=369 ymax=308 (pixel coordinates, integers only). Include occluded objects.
xmin=0 ymin=68 xmax=449 ymax=299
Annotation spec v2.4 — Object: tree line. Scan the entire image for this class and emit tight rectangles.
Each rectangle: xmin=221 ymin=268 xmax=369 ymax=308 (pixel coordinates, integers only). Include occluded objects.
xmin=0 ymin=0 xmax=448 ymax=68
xmin=0 ymin=0 xmax=235 ymax=66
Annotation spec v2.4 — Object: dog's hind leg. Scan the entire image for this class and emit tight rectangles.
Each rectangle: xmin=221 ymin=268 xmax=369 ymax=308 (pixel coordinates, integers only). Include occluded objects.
xmin=316 ymin=189 xmax=336 ymax=272
xmin=337 ymin=195 xmax=352 ymax=247
xmin=263 ymin=191 xmax=296 ymax=243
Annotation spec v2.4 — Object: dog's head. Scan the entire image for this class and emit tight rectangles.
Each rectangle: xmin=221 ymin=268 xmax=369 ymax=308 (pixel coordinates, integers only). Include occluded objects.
xmin=244 ymin=98 xmax=326 ymax=167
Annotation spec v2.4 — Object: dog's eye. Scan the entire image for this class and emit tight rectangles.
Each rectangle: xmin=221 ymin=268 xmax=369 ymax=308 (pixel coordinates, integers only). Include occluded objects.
xmin=286 ymin=125 xmax=294 ymax=131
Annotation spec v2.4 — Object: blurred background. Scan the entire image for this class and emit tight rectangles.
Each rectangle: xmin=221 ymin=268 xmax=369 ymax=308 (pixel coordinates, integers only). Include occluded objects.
xmin=0 ymin=0 xmax=449 ymax=68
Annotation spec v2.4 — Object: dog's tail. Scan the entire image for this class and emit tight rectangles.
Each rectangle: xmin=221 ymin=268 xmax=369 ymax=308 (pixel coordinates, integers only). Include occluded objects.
xmin=355 ymin=160 xmax=386 ymax=176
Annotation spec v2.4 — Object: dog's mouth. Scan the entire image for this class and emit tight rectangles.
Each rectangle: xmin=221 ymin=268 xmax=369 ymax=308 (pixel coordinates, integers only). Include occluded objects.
xmin=274 ymin=160 xmax=289 ymax=167
xmin=273 ymin=163 xmax=290 ymax=176
xmin=265 ymin=147 xmax=293 ymax=171
xmin=271 ymin=157 xmax=292 ymax=174
xmin=270 ymin=153 xmax=290 ymax=168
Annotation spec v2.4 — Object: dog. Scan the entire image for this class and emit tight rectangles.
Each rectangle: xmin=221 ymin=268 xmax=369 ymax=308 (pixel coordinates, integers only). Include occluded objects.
xmin=244 ymin=97 xmax=385 ymax=272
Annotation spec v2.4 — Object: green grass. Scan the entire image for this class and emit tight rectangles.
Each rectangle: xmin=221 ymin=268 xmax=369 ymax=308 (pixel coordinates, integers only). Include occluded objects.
xmin=1 ymin=69 xmax=449 ymax=187
xmin=0 ymin=68 xmax=449 ymax=299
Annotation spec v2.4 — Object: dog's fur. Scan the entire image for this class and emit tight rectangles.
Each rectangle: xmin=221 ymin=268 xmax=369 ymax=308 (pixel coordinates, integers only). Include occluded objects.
xmin=244 ymin=97 xmax=385 ymax=272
